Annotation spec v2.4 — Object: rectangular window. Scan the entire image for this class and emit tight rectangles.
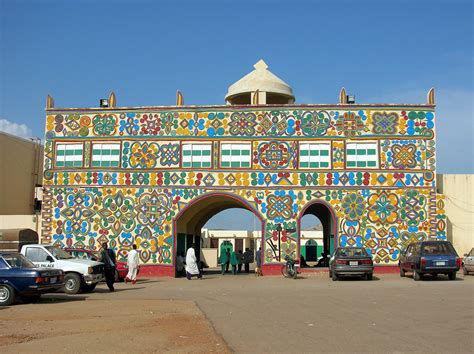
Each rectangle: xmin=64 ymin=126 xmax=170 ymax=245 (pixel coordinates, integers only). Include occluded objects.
xmin=55 ymin=143 xmax=83 ymax=167
xmin=91 ymin=143 xmax=121 ymax=168
xmin=220 ymin=143 xmax=252 ymax=168
xmin=182 ymin=143 xmax=212 ymax=168
xmin=299 ymin=142 xmax=331 ymax=169
xmin=346 ymin=142 xmax=378 ymax=168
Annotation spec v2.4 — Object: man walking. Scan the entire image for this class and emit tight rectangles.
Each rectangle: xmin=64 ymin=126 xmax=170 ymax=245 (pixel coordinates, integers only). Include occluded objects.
xmin=101 ymin=242 xmax=116 ymax=291
xmin=125 ymin=244 xmax=140 ymax=284
xmin=243 ymin=248 xmax=253 ymax=273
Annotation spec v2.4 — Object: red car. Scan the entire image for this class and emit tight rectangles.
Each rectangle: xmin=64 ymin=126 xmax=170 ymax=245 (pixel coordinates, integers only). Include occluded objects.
xmin=63 ymin=248 xmax=128 ymax=282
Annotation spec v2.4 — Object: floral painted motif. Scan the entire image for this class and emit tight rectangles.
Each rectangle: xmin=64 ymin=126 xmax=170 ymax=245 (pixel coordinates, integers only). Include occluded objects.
xmin=391 ymin=144 xmax=417 ymax=169
xmin=334 ymin=111 xmax=365 ymax=137
xmin=301 ymin=111 xmax=331 ymax=136
xmin=98 ymin=191 xmax=136 ymax=235
xmin=255 ymin=141 xmax=291 ymax=169
xmin=136 ymin=191 xmax=171 ymax=229
xmin=229 ymin=112 xmax=257 ymax=135
xmin=368 ymin=191 xmax=399 ymax=224
xmin=341 ymin=192 xmax=366 ymax=220
xmin=93 ymin=114 xmax=117 ymax=136
xmin=267 ymin=194 xmax=293 ymax=222
xmin=159 ymin=143 xmax=180 ymax=166
xmin=372 ymin=112 xmax=398 ymax=134
xmin=140 ymin=113 xmax=161 ymax=135
xmin=400 ymin=190 xmax=427 ymax=226
xmin=129 ymin=142 xmax=160 ymax=169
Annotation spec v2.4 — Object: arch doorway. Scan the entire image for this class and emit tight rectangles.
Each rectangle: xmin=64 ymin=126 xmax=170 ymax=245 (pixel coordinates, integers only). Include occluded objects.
xmin=173 ymin=193 xmax=265 ymax=276
xmin=299 ymin=201 xmax=337 ymax=267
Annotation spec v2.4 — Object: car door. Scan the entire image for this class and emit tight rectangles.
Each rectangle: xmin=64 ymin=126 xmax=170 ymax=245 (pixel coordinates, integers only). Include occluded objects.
xmin=25 ymin=247 xmax=55 ymax=268
xmin=400 ymin=245 xmax=412 ymax=271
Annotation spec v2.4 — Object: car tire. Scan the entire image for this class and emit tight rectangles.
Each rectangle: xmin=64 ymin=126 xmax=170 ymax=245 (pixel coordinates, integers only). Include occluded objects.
xmin=22 ymin=295 xmax=41 ymax=303
xmin=367 ymin=273 xmax=373 ymax=280
xmin=399 ymin=267 xmax=405 ymax=277
xmin=448 ymin=272 xmax=456 ymax=281
xmin=462 ymin=265 xmax=468 ymax=275
xmin=81 ymin=284 xmax=97 ymax=293
xmin=328 ymin=271 xmax=332 ymax=278
xmin=0 ymin=284 xmax=15 ymax=306
xmin=413 ymin=270 xmax=421 ymax=281
xmin=64 ymin=273 xmax=82 ymax=294
xmin=332 ymin=272 xmax=338 ymax=281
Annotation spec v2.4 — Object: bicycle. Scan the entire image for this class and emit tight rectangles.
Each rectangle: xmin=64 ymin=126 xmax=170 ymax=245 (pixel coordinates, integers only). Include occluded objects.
xmin=281 ymin=255 xmax=298 ymax=279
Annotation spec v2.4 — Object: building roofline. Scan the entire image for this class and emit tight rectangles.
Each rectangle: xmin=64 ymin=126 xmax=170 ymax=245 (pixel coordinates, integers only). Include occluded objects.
xmin=46 ymin=103 xmax=436 ymax=113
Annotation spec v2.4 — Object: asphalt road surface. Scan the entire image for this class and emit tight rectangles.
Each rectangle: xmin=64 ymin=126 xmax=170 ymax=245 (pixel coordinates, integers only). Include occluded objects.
xmin=1 ymin=271 xmax=473 ymax=353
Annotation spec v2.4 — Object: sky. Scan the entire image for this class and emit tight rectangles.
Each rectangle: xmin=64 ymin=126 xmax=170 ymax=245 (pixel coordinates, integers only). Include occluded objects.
xmin=1 ymin=0 xmax=472 ymax=230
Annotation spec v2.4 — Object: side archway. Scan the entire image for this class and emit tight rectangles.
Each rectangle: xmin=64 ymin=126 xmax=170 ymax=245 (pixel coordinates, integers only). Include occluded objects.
xmin=298 ymin=200 xmax=338 ymax=267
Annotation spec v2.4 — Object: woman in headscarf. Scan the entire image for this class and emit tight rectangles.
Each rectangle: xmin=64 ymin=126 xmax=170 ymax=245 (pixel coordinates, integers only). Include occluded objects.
xmin=185 ymin=244 xmax=202 ymax=280
xmin=230 ymin=250 xmax=239 ymax=275
xmin=219 ymin=249 xmax=230 ymax=275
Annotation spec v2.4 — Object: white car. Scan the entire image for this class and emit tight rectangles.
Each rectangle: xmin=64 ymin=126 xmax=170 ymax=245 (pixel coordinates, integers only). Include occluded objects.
xmin=462 ymin=248 xmax=474 ymax=275
xmin=20 ymin=244 xmax=105 ymax=294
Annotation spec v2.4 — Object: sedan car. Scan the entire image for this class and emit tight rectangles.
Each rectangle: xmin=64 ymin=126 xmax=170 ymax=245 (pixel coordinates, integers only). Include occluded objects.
xmin=399 ymin=241 xmax=461 ymax=280
xmin=329 ymin=247 xmax=374 ymax=281
xmin=462 ymin=248 xmax=474 ymax=275
xmin=63 ymin=248 xmax=128 ymax=281
xmin=0 ymin=252 xmax=64 ymax=306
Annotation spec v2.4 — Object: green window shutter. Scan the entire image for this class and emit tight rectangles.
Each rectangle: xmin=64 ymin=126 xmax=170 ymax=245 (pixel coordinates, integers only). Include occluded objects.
xmin=241 ymin=150 xmax=251 ymax=156
xmin=221 ymin=161 xmax=230 ymax=167
xmin=357 ymin=161 xmax=366 ymax=167
xmin=222 ymin=150 xmax=231 ymax=156
xmin=310 ymin=150 xmax=319 ymax=156
xmin=202 ymin=162 xmax=211 ymax=168
xmin=300 ymin=150 xmax=309 ymax=156
xmin=347 ymin=161 xmax=356 ymax=167
xmin=183 ymin=150 xmax=192 ymax=156
xmin=367 ymin=149 xmax=376 ymax=155
xmin=231 ymin=150 xmax=240 ymax=156
xmin=231 ymin=161 xmax=240 ymax=168
xmin=241 ymin=161 xmax=250 ymax=167
xmin=320 ymin=162 xmax=329 ymax=168
xmin=202 ymin=150 xmax=211 ymax=156
xmin=357 ymin=149 xmax=366 ymax=155
xmin=320 ymin=150 xmax=329 ymax=156
xmin=300 ymin=162 xmax=309 ymax=168
xmin=182 ymin=162 xmax=191 ymax=168
xmin=92 ymin=161 xmax=100 ymax=167
xmin=310 ymin=162 xmax=319 ymax=168
xmin=347 ymin=149 xmax=356 ymax=155
xmin=368 ymin=161 xmax=377 ymax=167
xmin=192 ymin=162 xmax=201 ymax=168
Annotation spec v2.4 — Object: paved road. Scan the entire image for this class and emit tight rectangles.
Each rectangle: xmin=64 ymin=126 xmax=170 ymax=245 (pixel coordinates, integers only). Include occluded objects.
xmin=87 ymin=271 xmax=473 ymax=353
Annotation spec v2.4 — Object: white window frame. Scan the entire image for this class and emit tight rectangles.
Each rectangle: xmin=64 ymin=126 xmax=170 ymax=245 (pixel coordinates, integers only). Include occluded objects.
xmin=55 ymin=142 xmax=84 ymax=168
xmin=346 ymin=141 xmax=379 ymax=168
xmin=220 ymin=143 xmax=252 ymax=168
xmin=299 ymin=142 xmax=331 ymax=169
xmin=182 ymin=143 xmax=212 ymax=168
xmin=91 ymin=142 xmax=121 ymax=168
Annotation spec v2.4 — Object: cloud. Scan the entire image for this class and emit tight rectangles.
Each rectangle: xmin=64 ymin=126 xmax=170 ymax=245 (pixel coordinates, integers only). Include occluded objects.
xmin=0 ymin=118 xmax=33 ymax=138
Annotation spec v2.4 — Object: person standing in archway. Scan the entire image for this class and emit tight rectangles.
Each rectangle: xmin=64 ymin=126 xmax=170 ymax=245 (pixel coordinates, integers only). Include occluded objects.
xmin=255 ymin=247 xmax=263 ymax=277
xmin=230 ymin=250 xmax=239 ymax=275
xmin=219 ymin=249 xmax=229 ymax=275
xmin=185 ymin=244 xmax=202 ymax=280
xmin=243 ymin=248 xmax=253 ymax=273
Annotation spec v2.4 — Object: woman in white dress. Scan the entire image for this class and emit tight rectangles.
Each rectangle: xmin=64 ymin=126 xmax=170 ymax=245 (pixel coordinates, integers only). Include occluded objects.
xmin=185 ymin=244 xmax=202 ymax=280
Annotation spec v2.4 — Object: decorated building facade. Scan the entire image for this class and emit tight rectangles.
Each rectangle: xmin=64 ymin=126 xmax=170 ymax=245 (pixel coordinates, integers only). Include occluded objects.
xmin=41 ymin=60 xmax=446 ymax=276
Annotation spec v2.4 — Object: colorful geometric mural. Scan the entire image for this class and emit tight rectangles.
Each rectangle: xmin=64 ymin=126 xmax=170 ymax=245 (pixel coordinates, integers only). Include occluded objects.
xmin=41 ymin=105 xmax=446 ymax=269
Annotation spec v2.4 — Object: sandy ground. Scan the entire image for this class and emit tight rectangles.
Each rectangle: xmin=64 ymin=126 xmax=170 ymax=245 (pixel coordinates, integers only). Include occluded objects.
xmin=0 ymin=297 xmax=229 ymax=353
xmin=1 ymin=271 xmax=473 ymax=353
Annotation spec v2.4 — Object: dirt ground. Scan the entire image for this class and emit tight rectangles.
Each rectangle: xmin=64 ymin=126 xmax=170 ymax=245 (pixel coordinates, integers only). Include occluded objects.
xmin=1 ymin=271 xmax=473 ymax=353
xmin=0 ymin=297 xmax=229 ymax=353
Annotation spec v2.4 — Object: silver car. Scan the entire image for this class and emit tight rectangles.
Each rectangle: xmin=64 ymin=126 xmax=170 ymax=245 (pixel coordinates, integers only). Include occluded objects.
xmin=462 ymin=248 xmax=474 ymax=275
xmin=329 ymin=247 xmax=374 ymax=281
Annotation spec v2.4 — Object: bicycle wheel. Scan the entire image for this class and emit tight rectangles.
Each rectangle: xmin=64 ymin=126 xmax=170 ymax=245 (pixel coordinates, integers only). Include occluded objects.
xmin=281 ymin=264 xmax=290 ymax=278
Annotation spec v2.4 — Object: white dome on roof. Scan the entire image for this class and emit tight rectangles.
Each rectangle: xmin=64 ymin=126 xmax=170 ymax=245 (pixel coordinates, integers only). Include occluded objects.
xmin=225 ymin=60 xmax=295 ymax=104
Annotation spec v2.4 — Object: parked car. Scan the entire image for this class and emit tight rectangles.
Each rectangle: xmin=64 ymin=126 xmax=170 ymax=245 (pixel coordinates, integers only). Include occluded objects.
xmin=20 ymin=244 xmax=104 ymax=294
xmin=63 ymin=248 xmax=128 ymax=282
xmin=329 ymin=247 xmax=374 ymax=281
xmin=0 ymin=252 xmax=64 ymax=306
xmin=462 ymin=248 xmax=474 ymax=275
xmin=399 ymin=241 xmax=461 ymax=280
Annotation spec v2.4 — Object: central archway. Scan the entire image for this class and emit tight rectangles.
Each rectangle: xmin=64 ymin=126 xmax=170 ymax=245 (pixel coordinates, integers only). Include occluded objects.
xmin=173 ymin=193 xmax=265 ymax=277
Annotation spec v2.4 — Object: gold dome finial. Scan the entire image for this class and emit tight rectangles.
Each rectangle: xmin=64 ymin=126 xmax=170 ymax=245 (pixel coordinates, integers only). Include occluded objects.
xmin=176 ymin=90 xmax=184 ymax=106
xmin=46 ymin=94 xmax=54 ymax=109
xmin=427 ymin=88 xmax=435 ymax=105
xmin=108 ymin=92 xmax=117 ymax=108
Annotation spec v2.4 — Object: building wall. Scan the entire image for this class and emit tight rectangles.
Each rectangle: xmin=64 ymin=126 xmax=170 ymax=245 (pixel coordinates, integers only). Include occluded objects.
xmin=0 ymin=132 xmax=43 ymax=235
xmin=437 ymin=174 xmax=474 ymax=255
xmin=41 ymin=106 xmax=444 ymax=271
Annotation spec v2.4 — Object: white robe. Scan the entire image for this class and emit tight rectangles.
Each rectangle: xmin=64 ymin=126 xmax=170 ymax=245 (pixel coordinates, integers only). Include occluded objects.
xmin=185 ymin=248 xmax=200 ymax=275
xmin=126 ymin=249 xmax=140 ymax=281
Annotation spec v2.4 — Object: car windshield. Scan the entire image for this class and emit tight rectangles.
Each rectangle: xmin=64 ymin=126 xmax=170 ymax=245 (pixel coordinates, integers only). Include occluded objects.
xmin=45 ymin=246 xmax=74 ymax=259
xmin=2 ymin=253 xmax=36 ymax=268
xmin=336 ymin=248 xmax=368 ymax=258
xmin=421 ymin=243 xmax=455 ymax=256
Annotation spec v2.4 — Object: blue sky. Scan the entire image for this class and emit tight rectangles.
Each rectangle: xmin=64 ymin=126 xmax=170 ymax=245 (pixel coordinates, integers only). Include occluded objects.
xmin=1 ymin=0 xmax=472 ymax=229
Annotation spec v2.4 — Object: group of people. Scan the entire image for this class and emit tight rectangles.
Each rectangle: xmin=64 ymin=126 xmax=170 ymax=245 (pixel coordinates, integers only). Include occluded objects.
xmin=100 ymin=242 xmax=140 ymax=292
xmin=219 ymin=247 xmax=255 ymax=275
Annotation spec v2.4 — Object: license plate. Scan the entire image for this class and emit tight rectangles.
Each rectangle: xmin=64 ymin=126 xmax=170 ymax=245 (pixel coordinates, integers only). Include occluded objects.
xmin=435 ymin=261 xmax=446 ymax=266
xmin=50 ymin=277 xmax=57 ymax=284
xmin=349 ymin=261 xmax=358 ymax=266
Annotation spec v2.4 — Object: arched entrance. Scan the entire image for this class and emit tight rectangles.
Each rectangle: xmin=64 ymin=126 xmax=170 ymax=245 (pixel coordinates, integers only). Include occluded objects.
xmin=298 ymin=200 xmax=337 ymax=267
xmin=173 ymin=193 xmax=265 ymax=276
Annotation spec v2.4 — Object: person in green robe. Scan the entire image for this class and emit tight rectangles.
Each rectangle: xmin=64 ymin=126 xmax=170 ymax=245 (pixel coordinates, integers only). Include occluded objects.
xmin=230 ymin=250 xmax=239 ymax=275
xmin=219 ymin=249 xmax=230 ymax=275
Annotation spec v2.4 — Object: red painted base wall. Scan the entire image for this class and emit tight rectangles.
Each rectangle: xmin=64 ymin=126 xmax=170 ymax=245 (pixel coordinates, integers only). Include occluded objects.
xmin=138 ymin=264 xmax=399 ymax=278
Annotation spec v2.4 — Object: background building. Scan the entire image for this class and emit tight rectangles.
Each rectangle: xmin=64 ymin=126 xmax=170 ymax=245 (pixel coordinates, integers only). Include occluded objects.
xmin=40 ymin=60 xmax=447 ymax=276
xmin=0 ymin=132 xmax=43 ymax=234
